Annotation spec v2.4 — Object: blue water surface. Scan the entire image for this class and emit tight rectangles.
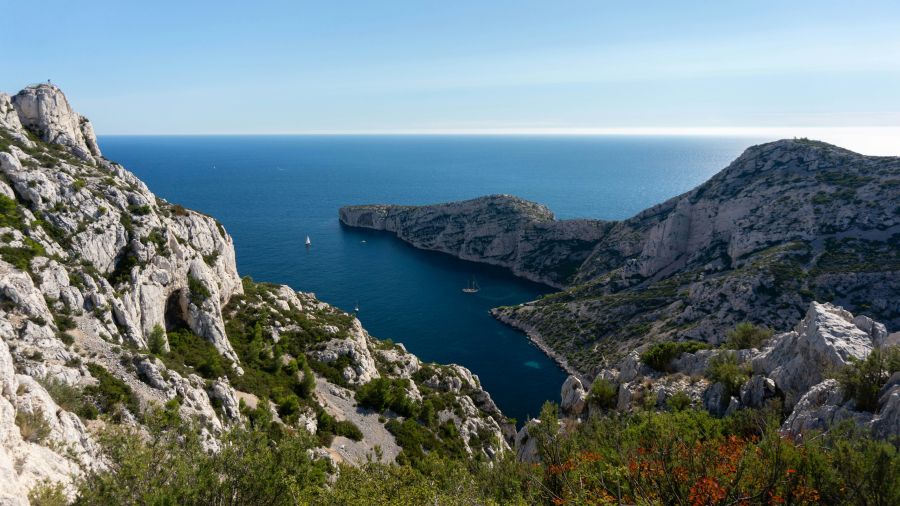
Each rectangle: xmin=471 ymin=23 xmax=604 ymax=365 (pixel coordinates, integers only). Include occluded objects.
xmin=99 ymin=135 xmax=762 ymax=423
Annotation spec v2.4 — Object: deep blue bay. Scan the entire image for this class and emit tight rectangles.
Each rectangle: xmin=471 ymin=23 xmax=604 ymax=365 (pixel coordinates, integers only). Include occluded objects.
xmin=100 ymin=135 xmax=762 ymax=423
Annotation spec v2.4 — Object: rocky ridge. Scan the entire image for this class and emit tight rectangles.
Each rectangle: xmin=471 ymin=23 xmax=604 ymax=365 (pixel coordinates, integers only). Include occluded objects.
xmin=340 ymin=140 xmax=900 ymax=376
xmin=0 ymin=84 xmax=509 ymax=504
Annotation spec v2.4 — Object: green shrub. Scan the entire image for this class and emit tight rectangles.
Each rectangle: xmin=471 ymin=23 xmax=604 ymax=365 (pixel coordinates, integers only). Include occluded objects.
xmin=53 ymin=313 xmax=76 ymax=331
xmin=188 ymin=274 xmax=211 ymax=305
xmin=75 ymin=410 xmax=329 ymax=505
xmin=0 ymin=237 xmax=46 ymax=271
xmin=725 ymin=322 xmax=773 ymax=350
xmin=164 ymin=328 xmax=227 ymax=379
xmin=127 ymin=204 xmax=151 ymax=216
xmin=84 ymin=363 xmax=140 ymax=417
xmin=147 ymin=324 xmax=167 ymax=355
xmin=28 ymin=480 xmax=67 ymax=506
xmin=666 ymin=390 xmax=693 ymax=411
xmin=587 ymin=378 xmax=617 ymax=409
xmin=355 ymin=377 xmax=419 ymax=418
xmin=38 ymin=376 xmax=97 ymax=420
xmin=16 ymin=408 xmax=51 ymax=443
xmin=0 ymin=194 xmax=26 ymax=230
xmin=641 ymin=341 xmax=709 ymax=372
xmin=706 ymin=352 xmax=750 ymax=397
xmin=838 ymin=346 xmax=900 ymax=412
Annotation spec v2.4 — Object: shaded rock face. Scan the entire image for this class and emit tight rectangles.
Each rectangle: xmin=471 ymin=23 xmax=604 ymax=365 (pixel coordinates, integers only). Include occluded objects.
xmin=11 ymin=84 xmax=101 ymax=162
xmin=340 ymin=195 xmax=611 ymax=288
xmin=344 ymin=140 xmax=899 ymax=375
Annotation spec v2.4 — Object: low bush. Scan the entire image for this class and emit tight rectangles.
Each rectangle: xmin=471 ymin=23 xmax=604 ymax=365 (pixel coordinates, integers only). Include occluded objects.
xmin=838 ymin=345 xmax=900 ymax=412
xmin=164 ymin=328 xmax=227 ymax=380
xmin=16 ymin=409 xmax=51 ymax=443
xmin=587 ymin=379 xmax=617 ymax=410
xmin=666 ymin=390 xmax=692 ymax=411
xmin=84 ymin=363 xmax=140 ymax=418
xmin=725 ymin=322 xmax=773 ymax=349
xmin=706 ymin=352 xmax=750 ymax=397
xmin=38 ymin=376 xmax=97 ymax=420
xmin=187 ymin=274 xmax=211 ymax=305
xmin=355 ymin=377 xmax=419 ymax=418
xmin=641 ymin=341 xmax=709 ymax=372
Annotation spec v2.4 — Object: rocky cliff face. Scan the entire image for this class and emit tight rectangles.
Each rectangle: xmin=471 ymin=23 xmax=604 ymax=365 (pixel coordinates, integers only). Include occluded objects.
xmin=0 ymin=85 xmax=509 ymax=504
xmin=341 ymin=140 xmax=900 ymax=376
xmin=340 ymin=195 xmax=611 ymax=288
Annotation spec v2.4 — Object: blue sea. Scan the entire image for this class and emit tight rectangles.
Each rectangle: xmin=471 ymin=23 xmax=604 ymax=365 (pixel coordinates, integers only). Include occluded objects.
xmin=100 ymin=135 xmax=762 ymax=423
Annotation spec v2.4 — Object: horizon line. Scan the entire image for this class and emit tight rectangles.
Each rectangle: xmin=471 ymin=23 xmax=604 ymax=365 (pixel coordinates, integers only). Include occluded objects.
xmin=98 ymin=126 xmax=900 ymax=136
xmin=96 ymin=127 xmax=900 ymax=155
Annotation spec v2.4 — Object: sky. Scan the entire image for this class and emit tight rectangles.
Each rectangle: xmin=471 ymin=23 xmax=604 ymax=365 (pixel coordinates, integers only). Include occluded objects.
xmin=2 ymin=1 xmax=899 ymax=152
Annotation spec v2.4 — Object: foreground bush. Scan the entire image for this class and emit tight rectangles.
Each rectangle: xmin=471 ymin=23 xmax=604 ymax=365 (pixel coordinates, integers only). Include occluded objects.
xmin=71 ymin=403 xmax=900 ymax=505
xmin=75 ymin=408 xmax=329 ymax=505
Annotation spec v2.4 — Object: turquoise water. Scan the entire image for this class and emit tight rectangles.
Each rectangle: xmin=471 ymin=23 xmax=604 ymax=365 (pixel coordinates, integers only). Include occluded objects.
xmin=99 ymin=135 xmax=760 ymax=422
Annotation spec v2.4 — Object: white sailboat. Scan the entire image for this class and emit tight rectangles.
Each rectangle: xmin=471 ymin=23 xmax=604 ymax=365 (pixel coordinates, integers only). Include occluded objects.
xmin=462 ymin=277 xmax=479 ymax=293
xmin=305 ymin=235 xmax=311 ymax=247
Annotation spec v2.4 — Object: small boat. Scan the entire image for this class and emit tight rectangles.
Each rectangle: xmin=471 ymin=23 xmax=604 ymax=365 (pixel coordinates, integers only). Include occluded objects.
xmin=360 ymin=240 xmax=367 ymax=244
xmin=354 ymin=301 xmax=360 ymax=313
xmin=305 ymin=236 xmax=311 ymax=247
xmin=462 ymin=277 xmax=479 ymax=293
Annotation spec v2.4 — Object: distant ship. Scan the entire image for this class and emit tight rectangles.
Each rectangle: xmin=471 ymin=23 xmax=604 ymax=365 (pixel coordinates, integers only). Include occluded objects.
xmin=305 ymin=236 xmax=311 ymax=247
xmin=462 ymin=277 xmax=479 ymax=293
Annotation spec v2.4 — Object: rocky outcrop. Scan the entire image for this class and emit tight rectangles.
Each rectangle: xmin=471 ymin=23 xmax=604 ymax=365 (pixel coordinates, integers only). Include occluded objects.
xmin=340 ymin=195 xmax=610 ymax=287
xmin=559 ymin=375 xmax=587 ymax=416
xmin=570 ymin=302 xmax=898 ymax=440
xmin=753 ymin=302 xmax=883 ymax=407
xmin=11 ymin=84 xmax=101 ymax=162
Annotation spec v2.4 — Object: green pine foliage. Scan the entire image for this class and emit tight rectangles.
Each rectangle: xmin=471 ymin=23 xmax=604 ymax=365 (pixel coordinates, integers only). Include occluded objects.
xmin=641 ymin=341 xmax=709 ymax=372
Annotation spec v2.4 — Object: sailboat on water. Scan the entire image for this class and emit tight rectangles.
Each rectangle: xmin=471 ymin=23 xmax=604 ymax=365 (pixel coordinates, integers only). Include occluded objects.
xmin=305 ymin=236 xmax=311 ymax=247
xmin=462 ymin=277 xmax=480 ymax=293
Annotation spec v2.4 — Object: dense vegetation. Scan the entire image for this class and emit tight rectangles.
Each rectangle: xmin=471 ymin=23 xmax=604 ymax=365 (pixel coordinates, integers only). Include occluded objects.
xmin=60 ymin=401 xmax=899 ymax=505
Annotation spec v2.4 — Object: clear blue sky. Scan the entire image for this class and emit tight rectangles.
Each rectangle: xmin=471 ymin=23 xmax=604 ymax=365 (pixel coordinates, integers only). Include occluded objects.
xmin=2 ymin=0 xmax=899 ymax=135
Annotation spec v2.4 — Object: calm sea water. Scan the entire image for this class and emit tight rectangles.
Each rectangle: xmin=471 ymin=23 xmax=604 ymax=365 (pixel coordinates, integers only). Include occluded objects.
xmin=100 ymin=135 xmax=761 ymax=422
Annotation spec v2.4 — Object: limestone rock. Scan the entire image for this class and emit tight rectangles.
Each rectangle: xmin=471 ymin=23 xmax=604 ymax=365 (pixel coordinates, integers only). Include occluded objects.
xmin=310 ymin=318 xmax=379 ymax=386
xmin=560 ymin=375 xmax=587 ymax=416
xmin=12 ymin=84 xmax=100 ymax=161
xmin=753 ymin=302 xmax=877 ymax=407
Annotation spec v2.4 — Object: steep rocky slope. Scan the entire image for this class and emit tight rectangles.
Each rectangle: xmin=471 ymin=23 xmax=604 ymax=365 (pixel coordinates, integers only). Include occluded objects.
xmin=519 ymin=301 xmax=899 ymax=461
xmin=0 ymin=84 xmax=509 ymax=504
xmin=341 ymin=140 xmax=900 ymax=376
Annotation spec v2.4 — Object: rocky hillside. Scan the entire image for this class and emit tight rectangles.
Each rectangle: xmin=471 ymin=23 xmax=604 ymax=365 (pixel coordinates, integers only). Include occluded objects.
xmin=0 ymin=84 xmax=510 ymax=504
xmin=518 ymin=300 xmax=899 ymax=460
xmin=341 ymin=140 xmax=900 ymax=376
